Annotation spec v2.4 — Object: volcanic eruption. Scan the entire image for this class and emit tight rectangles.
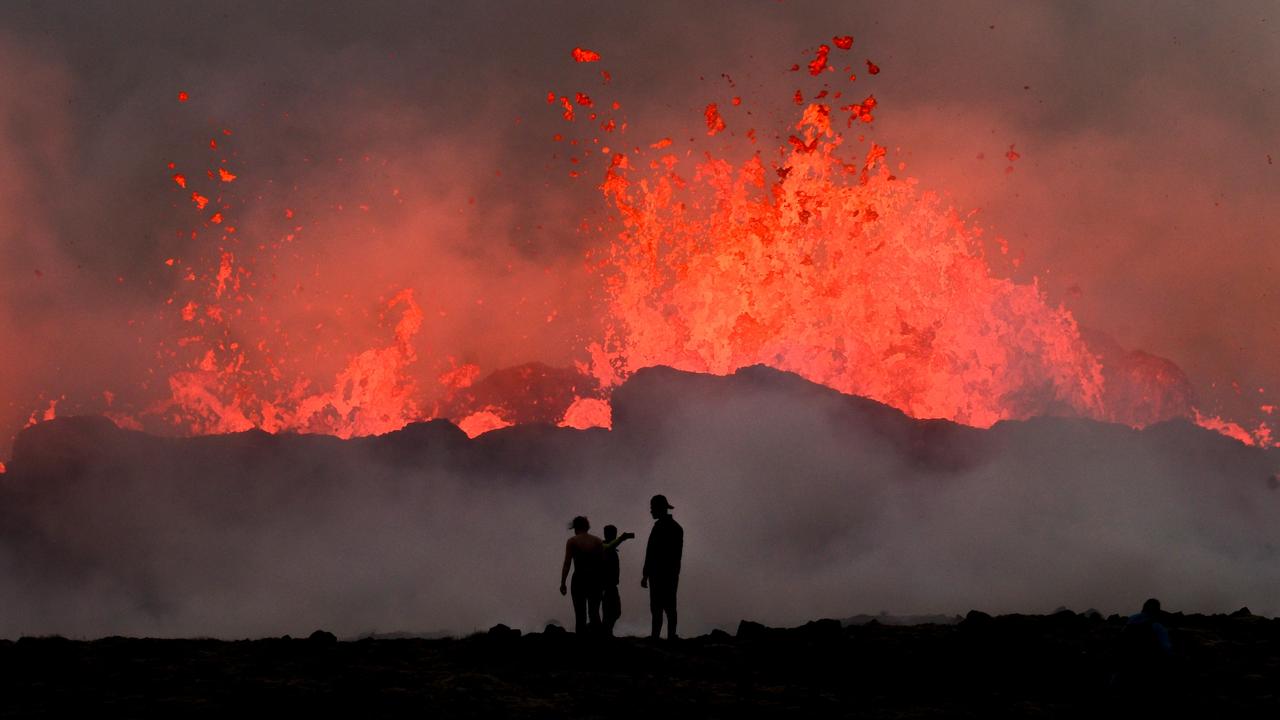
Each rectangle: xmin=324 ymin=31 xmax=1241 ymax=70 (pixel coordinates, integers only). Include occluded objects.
xmin=7 ymin=35 xmax=1265 ymax=458
xmin=1 ymin=4 xmax=1278 ymax=644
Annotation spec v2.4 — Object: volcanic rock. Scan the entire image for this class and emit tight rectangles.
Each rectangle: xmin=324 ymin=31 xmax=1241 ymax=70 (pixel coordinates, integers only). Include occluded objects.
xmin=705 ymin=628 xmax=732 ymax=643
xmin=735 ymin=620 xmax=772 ymax=640
xmin=437 ymin=361 xmax=599 ymax=426
xmin=613 ymin=364 xmax=991 ymax=473
xmin=795 ymin=618 xmax=844 ymax=641
xmin=486 ymin=623 xmax=521 ymax=640
xmin=1079 ymin=327 xmax=1196 ymax=425
xmin=307 ymin=630 xmax=337 ymax=644
xmin=6 ymin=611 xmax=1280 ymax=715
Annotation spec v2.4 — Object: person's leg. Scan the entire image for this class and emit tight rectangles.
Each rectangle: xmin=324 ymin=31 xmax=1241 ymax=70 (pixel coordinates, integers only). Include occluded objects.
xmin=649 ymin=581 xmax=663 ymax=639
xmin=602 ymin=587 xmax=620 ymax=635
xmin=666 ymin=576 xmax=679 ymax=639
xmin=571 ymin=581 xmax=587 ymax=634
xmin=587 ymin=587 xmax=602 ymax=632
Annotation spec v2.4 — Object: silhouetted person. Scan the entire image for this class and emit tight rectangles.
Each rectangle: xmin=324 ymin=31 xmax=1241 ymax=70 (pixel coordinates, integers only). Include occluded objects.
xmin=1124 ymin=598 xmax=1172 ymax=656
xmin=641 ymin=494 xmax=683 ymax=640
xmin=560 ymin=516 xmax=605 ymax=635
xmin=1112 ymin=597 xmax=1174 ymax=705
xmin=600 ymin=524 xmax=635 ymax=636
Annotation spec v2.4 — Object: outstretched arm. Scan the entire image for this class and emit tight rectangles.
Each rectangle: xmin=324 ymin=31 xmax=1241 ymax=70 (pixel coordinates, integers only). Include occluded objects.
xmin=604 ymin=531 xmax=635 ymax=551
xmin=560 ymin=540 xmax=573 ymax=595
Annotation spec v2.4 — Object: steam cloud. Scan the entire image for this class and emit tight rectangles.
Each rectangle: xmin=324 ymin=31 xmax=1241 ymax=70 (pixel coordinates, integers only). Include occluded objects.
xmin=1 ymin=367 xmax=1277 ymax=638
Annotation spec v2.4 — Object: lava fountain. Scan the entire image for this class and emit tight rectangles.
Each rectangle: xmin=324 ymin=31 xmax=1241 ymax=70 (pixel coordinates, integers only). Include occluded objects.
xmin=567 ymin=40 xmax=1274 ymax=443
xmin=7 ymin=38 xmax=1275 ymax=459
xmin=589 ymin=104 xmax=1108 ymax=428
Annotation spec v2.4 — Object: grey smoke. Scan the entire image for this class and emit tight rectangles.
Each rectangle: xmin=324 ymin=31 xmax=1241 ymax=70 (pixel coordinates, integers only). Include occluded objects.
xmin=1 ymin=367 xmax=1276 ymax=639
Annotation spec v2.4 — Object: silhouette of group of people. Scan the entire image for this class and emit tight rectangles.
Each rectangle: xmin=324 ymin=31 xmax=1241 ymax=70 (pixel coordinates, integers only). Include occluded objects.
xmin=560 ymin=498 xmax=1186 ymax=689
xmin=559 ymin=494 xmax=683 ymax=639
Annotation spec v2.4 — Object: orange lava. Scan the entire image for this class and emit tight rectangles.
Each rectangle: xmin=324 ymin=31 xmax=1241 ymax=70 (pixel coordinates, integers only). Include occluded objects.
xmin=15 ymin=41 xmax=1274 ymax=450
xmin=1193 ymin=411 xmax=1258 ymax=446
xmin=839 ymin=95 xmax=877 ymax=126
xmin=808 ymin=44 xmax=831 ymax=75
xmin=559 ymin=396 xmax=612 ymax=430
xmin=704 ymin=103 xmax=726 ymax=135
xmin=570 ymin=46 xmax=1272 ymax=447
xmin=163 ymin=290 xmax=425 ymax=438
xmin=590 ymin=102 xmax=1108 ymax=427
xmin=457 ymin=410 xmax=514 ymax=438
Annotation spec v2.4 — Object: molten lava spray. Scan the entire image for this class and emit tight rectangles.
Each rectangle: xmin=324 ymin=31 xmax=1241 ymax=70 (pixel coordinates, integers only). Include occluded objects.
xmin=590 ymin=104 xmax=1107 ymax=427
xmin=5 ymin=28 xmax=1276 ymax=450
xmin=555 ymin=41 xmax=1273 ymax=442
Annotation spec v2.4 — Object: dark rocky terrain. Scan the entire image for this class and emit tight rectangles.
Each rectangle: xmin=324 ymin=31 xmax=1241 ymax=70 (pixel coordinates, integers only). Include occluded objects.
xmin=3 ymin=610 xmax=1278 ymax=717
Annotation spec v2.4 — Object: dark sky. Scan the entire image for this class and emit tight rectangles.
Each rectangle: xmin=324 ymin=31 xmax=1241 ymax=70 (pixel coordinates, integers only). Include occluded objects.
xmin=1 ymin=0 xmax=1276 ymax=450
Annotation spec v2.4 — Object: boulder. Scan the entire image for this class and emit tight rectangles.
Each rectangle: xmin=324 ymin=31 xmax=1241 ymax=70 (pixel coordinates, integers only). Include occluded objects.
xmin=307 ymin=630 xmax=337 ymax=644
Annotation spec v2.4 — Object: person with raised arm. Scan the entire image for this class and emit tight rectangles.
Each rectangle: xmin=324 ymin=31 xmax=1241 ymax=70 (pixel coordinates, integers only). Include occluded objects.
xmin=600 ymin=524 xmax=636 ymax=636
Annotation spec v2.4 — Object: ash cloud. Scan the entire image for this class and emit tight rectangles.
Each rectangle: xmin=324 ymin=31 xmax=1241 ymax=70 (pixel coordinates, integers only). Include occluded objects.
xmin=1 ymin=367 xmax=1277 ymax=639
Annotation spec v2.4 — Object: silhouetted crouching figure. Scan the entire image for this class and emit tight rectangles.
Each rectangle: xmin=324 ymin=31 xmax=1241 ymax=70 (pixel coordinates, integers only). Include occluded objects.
xmin=1112 ymin=597 xmax=1174 ymax=708
xmin=641 ymin=494 xmax=683 ymax=640
xmin=601 ymin=524 xmax=636 ymax=636
xmin=560 ymin=516 xmax=605 ymax=635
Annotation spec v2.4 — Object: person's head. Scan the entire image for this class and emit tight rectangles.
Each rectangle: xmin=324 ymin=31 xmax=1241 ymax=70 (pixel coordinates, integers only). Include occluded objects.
xmin=649 ymin=494 xmax=674 ymax=519
xmin=570 ymin=516 xmax=590 ymax=533
xmin=603 ymin=525 xmax=617 ymax=541
xmin=1142 ymin=598 xmax=1162 ymax=616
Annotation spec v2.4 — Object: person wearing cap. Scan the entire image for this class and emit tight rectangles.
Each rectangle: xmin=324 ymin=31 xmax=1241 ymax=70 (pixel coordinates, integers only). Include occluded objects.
xmin=641 ymin=494 xmax=683 ymax=640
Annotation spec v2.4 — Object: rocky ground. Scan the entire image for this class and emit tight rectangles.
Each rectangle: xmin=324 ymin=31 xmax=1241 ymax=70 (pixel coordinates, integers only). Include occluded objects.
xmin=3 ymin=610 xmax=1277 ymax=717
